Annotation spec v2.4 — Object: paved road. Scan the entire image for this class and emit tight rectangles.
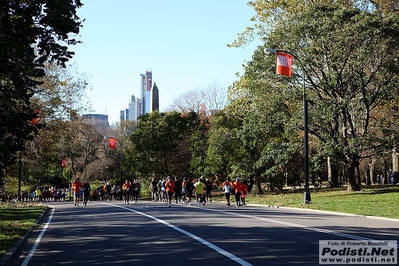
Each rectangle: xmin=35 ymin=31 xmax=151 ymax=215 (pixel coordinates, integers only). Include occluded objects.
xmin=4 ymin=200 xmax=399 ymax=265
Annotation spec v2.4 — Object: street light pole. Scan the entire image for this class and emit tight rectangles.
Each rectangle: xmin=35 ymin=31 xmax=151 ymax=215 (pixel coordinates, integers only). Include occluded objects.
xmin=265 ymin=48 xmax=311 ymax=204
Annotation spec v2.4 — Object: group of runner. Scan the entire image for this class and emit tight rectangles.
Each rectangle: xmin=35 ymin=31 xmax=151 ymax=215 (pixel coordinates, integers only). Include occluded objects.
xmin=121 ymin=179 xmax=141 ymax=204
xmin=221 ymin=177 xmax=248 ymax=207
xmin=71 ymin=178 xmax=91 ymax=206
xmin=150 ymin=176 xmax=213 ymax=208
xmin=71 ymin=175 xmax=248 ymax=208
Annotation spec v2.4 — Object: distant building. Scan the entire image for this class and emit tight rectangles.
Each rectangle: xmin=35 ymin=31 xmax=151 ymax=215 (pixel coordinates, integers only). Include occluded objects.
xmin=125 ymin=109 xmax=129 ymax=121
xmin=136 ymin=98 xmax=142 ymax=120
xmin=83 ymin=114 xmax=109 ymax=131
xmin=128 ymin=95 xmax=136 ymax=121
xmin=120 ymin=110 xmax=125 ymax=121
xmin=150 ymin=82 xmax=159 ymax=112
xmin=140 ymin=69 xmax=152 ymax=115
xmin=121 ymin=68 xmax=159 ymax=122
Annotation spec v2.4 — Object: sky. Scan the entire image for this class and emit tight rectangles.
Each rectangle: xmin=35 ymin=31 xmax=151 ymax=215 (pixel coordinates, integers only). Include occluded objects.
xmin=70 ymin=0 xmax=261 ymax=124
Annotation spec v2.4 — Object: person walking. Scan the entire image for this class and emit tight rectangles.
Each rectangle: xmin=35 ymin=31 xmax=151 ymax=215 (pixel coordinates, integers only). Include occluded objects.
xmin=132 ymin=179 xmax=141 ymax=204
xmin=164 ymin=177 xmax=175 ymax=207
xmin=122 ymin=179 xmax=131 ymax=204
xmin=82 ymin=179 xmax=91 ymax=206
xmin=222 ymin=177 xmax=233 ymax=206
xmin=72 ymin=178 xmax=83 ymax=206
xmin=194 ymin=178 xmax=206 ymax=207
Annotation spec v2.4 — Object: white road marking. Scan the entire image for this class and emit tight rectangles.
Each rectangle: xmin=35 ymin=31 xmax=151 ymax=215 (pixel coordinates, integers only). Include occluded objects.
xmin=111 ymin=203 xmax=253 ymax=266
xmin=21 ymin=208 xmax=55 ymax=266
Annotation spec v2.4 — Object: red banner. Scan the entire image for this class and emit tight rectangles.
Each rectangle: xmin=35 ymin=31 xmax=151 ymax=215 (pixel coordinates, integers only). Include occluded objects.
xmin=109 ymin=137 xmax=117 ymax=150
xmin=31 ymin=109 xmax=40 ymax=125
xmin=276 ymin=51 xmax=293 ymax=77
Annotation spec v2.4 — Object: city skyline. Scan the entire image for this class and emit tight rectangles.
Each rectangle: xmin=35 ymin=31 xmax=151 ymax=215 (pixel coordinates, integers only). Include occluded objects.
xmin=120 ymin=69 xmax=160 ymax=122
xmin=70 ymin=1 xmax=260 ymax=124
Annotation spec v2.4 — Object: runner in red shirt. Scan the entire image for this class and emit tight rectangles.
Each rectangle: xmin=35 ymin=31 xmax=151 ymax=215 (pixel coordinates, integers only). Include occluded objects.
xmin=72 ymin=178 xmax=83 ymax=206
xmin=165 ymin=177 xmax=175 ymax=208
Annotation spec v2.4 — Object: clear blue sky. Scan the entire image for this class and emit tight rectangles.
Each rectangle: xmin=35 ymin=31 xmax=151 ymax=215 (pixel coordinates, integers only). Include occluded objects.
xmin=70 ymin=0 xmax=261 ymax=124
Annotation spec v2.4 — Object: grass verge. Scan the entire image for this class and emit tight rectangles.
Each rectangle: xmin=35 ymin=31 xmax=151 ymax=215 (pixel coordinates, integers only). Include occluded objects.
xmin=241 ymin=185 xmax=399 ymax=219
xmin=0 ymin=202 xmax=46 ymax=256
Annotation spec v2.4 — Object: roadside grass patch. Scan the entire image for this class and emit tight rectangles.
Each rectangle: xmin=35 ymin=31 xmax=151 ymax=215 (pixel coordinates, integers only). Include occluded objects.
xmin=0 ymin=202 xmax=45 ymax=256
xmin=244 ymin=185 xmax=399 ymax=219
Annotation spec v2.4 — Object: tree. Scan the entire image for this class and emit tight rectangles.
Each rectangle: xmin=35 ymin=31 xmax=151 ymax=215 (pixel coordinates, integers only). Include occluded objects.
xmin=0 ymin=0 xmax=83 ymax=188
xmin=124 ymin=111 xmax=200 ymax=179
xmin=167 ymin=80 xmax=229 ymax=115
xmin=267 ymin=4 xmax=399 ymax=190
xmin=209 ymin=57 xmax=301 ymax=193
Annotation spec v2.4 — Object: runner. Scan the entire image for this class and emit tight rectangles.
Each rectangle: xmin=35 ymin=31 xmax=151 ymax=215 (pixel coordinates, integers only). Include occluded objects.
xmin=174 ymin=177 xmax=182 ymax=204
xmin=72 ymin=178 xmax=83 ymax=206
xmin=222 ymin=177 xmax=233 ymax=206
xmin=82 ymin=180 xmax=91 ymax=206
xmin=150 ymin=176 xmax=158 ymax=202
xmin=122 ymin=179 xmax=131 ymax=204
xmin=194 ymin=178 xmax=206 ymax=207
xmin=184 ymin=177 xmax=194 ymax=206
xmin=232 ymin=177 xmax=245 ymax=207
xmin=164 ymin=177 xmax=175 ymax=207
xmin=131 ymin=179 xmax=141 ymax=204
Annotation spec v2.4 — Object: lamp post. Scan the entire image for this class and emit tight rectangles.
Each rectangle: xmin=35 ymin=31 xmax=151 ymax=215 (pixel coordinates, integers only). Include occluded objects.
xmin=264 ymin=48 xmax=311 ymax=204
xmin=18 ymin=154 xmax=22 ymax=201
xmin=104 ymin=136 xmax=124 ymax=200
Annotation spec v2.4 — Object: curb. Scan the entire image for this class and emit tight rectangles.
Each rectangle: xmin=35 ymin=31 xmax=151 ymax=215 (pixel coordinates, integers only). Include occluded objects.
xmin=0 ymin=205 xmax=51 ymax=266
xmin=248 ymin=203 xmax=399 ymax=222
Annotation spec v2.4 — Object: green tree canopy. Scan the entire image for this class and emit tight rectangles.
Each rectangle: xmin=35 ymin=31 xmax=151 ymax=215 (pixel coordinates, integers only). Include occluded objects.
xmin=0 ymin=0 xmax=83 ymax=185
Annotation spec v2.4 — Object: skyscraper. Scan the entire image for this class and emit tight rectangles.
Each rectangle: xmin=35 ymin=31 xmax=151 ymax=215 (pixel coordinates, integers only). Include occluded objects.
xmin=150 ymin=82 xmax=159 ymax=112
xmin=128 ymin=95 xmax=136 ymax=121
xmin=140 ymin=69 xmax=152 ymax=115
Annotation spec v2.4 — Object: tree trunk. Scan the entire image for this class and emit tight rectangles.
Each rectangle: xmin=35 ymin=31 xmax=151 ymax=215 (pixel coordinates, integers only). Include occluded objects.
xmin=366 ymin=164 xmax=371 ymax=185
xmin=327 ymin=156 xmax=339 ymax=187
xmin=355 ymin=163 xmax=361 ymax=185
xmin=347 ymin=158 xmax=361 ymax=191
xmin=254 ymin=171 xmax=263 ymax=194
